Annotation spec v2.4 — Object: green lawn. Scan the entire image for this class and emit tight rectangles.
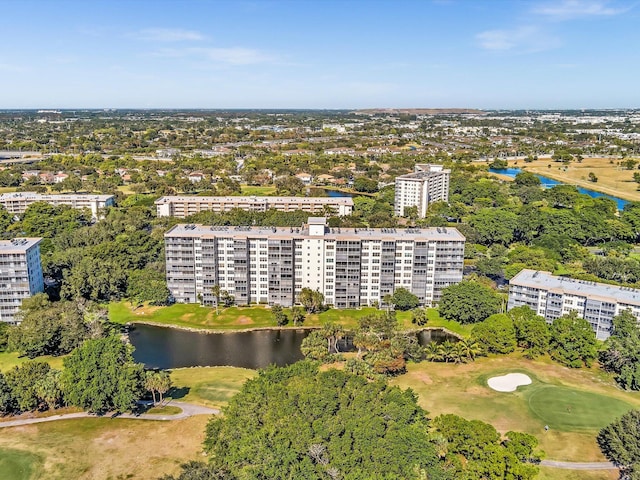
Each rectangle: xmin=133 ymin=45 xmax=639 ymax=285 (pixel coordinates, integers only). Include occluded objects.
xmin=0 ymin=186 xmax=18 ymax=194
xmin=169 ymin=366 xmax=256 ymax=408
xmin=0 ymin=351 xmax=66 ymax=373
xmin=391 ymin=355 xmax=640 ymax=463
xmin=239 ymin=185 xmax=277 ymax=195
xmin=526 ymin=384 xmax=632 ymax=431
xmin=109 ymin=301 xmax=468 ymax=335
xmin=145 ymin=405 xmax=182 ymax=415
xmin=0 ymin=447 xmax=43 ymax=480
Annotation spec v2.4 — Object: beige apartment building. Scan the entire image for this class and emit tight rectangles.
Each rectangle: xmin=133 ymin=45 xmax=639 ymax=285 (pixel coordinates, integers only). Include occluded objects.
xmin=508 ymin=269 xmax=640 ymax=340
xmin=0 ymin=192 xmax=115 ymax=219
xmin=394 ymin=164 xmax=450 ymax=218
xmin=165 ymin=217 xmax=464 ymax=309
xmin=0 ymin=238 xmax=44 ymax=324
xmin=155 ymin=195 xmax=354 ymax=218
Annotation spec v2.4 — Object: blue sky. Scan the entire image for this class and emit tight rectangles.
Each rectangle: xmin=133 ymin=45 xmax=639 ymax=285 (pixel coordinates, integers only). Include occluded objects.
xmin=1 ymin=0 xmax=638 ymax=109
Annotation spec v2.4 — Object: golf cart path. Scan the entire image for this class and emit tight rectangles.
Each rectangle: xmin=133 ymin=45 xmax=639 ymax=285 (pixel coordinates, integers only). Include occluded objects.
xmin=540 ymin=460 xmax=617 ymax=470
xmin=0 ymin=401 xmax=219 ymax=428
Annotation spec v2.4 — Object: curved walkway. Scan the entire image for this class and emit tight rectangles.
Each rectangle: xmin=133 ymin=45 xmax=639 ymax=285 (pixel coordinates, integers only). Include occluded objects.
xmin=540 ymin=460 xmax=618 ymax=470
xmin=0 ymin=401 xmax=219 ymax=429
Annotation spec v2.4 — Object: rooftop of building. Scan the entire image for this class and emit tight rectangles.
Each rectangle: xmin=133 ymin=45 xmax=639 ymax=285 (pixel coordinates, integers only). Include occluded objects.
xmin=165 ymin=219 xmax=465 ymax=242
xmin=154 ymin=195 xmax=354 ymax=205
xmin=0 ymin=238 xmax=42 ymax=253
xmin=510 ymin=269 xmax=640 ymax=306
xmin=0 ymin=192 xmax=115 ymax=201
xmin=396 ymin=165 xmax=451 ymax=180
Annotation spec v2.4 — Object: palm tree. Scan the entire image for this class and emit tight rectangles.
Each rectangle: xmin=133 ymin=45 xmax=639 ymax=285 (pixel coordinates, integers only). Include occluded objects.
xmin=424 ymin=342 xmax=444 ymax=362
xmin=439 ymin=341 xmax=457 ymax=363
xmin=456 ymin=338 xmax=483 ymax=362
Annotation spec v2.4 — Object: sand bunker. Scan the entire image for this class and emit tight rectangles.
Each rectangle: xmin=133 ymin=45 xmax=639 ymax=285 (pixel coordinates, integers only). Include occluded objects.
xmin=487 ymin=373 xmax=532 ymax=392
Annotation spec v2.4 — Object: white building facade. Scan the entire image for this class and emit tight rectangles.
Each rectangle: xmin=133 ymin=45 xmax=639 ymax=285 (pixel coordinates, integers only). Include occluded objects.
xmin=155 ymin=195 xmax=354 ymax=218
xmin=508 ymin=269 xmax=640 ymax=340
xmin=0 ymin=193 xmax=115 ymax=219
xmin=0 ymin=238 xmax=44 ymax=324
xmin=165 ymin=218 xmax=465 ymax=309
xmin=394 ymin=164 xmax=450 ymax=217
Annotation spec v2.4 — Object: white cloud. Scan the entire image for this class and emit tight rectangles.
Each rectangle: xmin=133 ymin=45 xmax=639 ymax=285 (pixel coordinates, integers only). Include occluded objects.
xmin=153 ymin=46 xmax=276 ymax=66
xmin=533 ymin=0 xmax=626 ymax=20
xmin=476 ymin=25 xmax=560 ymax=53
xmin=200 ymin=47 xmax=275 ymax=65
xmin=134 ymin=28 xmax=206 ymax=42
xmin=0 ymin=63 xmax=26 ymax=72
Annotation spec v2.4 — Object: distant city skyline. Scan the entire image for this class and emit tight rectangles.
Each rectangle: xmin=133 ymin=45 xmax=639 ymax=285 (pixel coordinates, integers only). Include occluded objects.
xmin=1 ymin=0 xmax=638 ymax=109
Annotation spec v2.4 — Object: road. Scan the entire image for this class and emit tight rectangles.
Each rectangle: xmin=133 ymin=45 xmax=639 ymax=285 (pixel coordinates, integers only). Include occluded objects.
xmin=0 ymin=401 xmax=219 ymax=429
xmin=540 ymin=460 xmax=618 ymax=470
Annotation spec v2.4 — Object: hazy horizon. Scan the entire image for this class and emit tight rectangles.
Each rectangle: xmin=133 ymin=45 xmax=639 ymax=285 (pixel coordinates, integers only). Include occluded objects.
xmin=1 ymin=0 xmax=639 ymax=109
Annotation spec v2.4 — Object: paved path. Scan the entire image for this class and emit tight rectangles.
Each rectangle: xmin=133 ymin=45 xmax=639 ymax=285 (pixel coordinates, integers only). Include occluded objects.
xmin=540 ymin=460 xmax=618 ymax=470
xmin=0 ymin=408 xmax=620 ymax=472
xmin=0 ymin=401 xmax=219 ymax=429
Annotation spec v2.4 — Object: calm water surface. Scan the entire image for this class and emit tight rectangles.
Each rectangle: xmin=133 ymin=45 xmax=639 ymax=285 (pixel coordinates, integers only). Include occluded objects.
xmin=129 ymin=324 xmax=456 ymax=369
xmin=489 ymin=167 xmax=628 ymax=209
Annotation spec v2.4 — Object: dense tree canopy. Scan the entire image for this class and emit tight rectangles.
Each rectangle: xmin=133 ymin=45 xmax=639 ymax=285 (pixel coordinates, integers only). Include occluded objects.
xmin=598 ymin=410 xmax=640 ymax=479
xmin=390 ymin=287 xmax=420 ymax=311
xmin=204 ymin=362 xmax=446 ymax=479
xmin=471 ymin=314 xmax=517 ymax=354
xmin=509 ymin=306 xmax=551 ymax=359
xmin=600 ymin=310 xmax=640 ymax=390
xmin=4 ymin=361 xmax=54 ymax=412
xmin=62 ymin=336 xmax=144 ymax=413
xmin=439 ymin=280 xmax=501 ymax=324
xmin=549 ymin=311 xmax=598 ymax=368
xmin=433 ymin=414 xmax=540 ymax=479
xmin=8 ymin=294 xmax=108 ymax=358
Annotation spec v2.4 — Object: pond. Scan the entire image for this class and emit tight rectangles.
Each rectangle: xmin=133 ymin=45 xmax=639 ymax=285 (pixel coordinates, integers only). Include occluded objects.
xmin=128 ymin=324 xmax=457 ymax=370
xmin=489 ymin=167 xmax=629 ymax=210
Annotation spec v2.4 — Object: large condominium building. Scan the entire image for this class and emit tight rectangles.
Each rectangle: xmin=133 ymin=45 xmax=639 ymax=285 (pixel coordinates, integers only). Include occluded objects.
xmin=394 ymin=164 xmax=451 ymax=218
xmin=0 ymin=238 xmax=44 ymax=324
xmin=508 ymin=269 xmax=640 ymax=340
xmin=165 ymin=218 xmax=464 ymax=309
xmin=0 ymin=192 xmax=115 ymax=219
xmin=155 ymin=195 xmax=354 ymax=218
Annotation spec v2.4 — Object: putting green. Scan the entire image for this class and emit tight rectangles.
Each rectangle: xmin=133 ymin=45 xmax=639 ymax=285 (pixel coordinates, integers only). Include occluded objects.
xmin=526 ymin=384 xmax=634 ymax=431
xmin=0 ymin=447 xmax=42 ymax=480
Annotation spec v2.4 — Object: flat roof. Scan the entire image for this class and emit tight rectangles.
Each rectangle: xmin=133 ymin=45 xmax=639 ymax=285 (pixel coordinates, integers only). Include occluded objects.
xmin=396 ymin=169 xmax=451 ymax=181
xmin=0 ymin=192 xmax=115 ymax=201
xmin=155 ymin=195 xmax=353 ymax=205
xmin=0 ymin=238 xmax=42 ymax=253
xmin=510 ymin=269 xmax=640 ymax=307
xmin=165 ymin=223 xmax=465 ymax=242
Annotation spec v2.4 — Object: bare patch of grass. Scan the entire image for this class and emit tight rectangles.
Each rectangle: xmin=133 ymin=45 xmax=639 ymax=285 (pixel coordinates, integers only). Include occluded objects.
xmin=0 ymin=416 xmax=209 ymax=480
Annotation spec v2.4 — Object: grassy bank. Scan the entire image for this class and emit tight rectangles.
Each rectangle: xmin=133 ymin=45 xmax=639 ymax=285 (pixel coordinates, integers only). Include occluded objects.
xmin=109 ymin=301 xmax=470 ymax=335
xmin=0 ymin=351 xmax=66 ymax=372
xmin=169 ymin=366 xmax=256 ymax=408
xmin=239 ymin=184 xmax=277 ymax=195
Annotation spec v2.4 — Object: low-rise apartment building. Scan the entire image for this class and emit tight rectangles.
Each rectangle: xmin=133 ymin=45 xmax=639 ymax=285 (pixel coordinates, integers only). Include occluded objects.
xmin=165 ymin=218 xmax=464 ymax=309
xmin=155 ymin=195 xmax=354 ymax=218
xmin=0 ymin=192 xmax=115 ymax=219
xmin=0 ymin=238 xmax=44 ymax=324
xmin=394 ymin=164 xmax=450 ymax=217
xmin=508 ymin=269 xmax=640 ymax=340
